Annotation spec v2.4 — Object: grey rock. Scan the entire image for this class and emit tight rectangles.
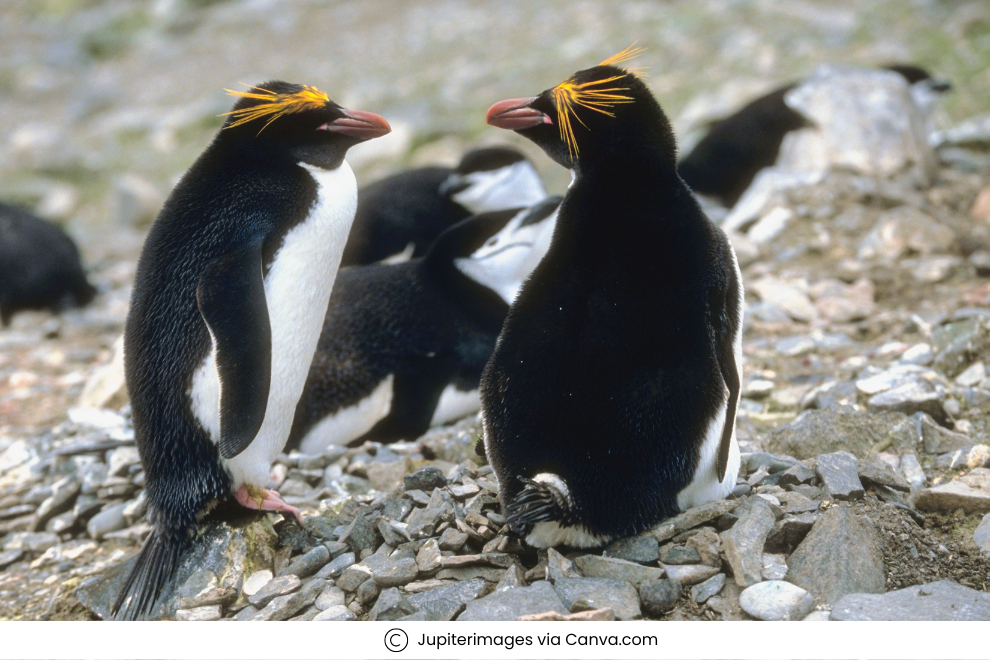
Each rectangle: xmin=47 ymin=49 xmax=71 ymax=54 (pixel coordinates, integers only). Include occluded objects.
xmin=415 ymin=538 xmax=442 ymax=573
xmin=438 ymin=527 xmax=469 ymax=551
xmin=786 ymin=506 xmax=885 ymax=605
xmin=407 ymin=578 xmax=487 ymax=621
xmin=915 ymin=468 xmax=990 ymax=513
xmin=662 ymin=563 xmax=720 ymax=586
xmin=661 ymin=545 xmax=701 ymax=565
xmin=867 ymin=382 xmax=949 ymax=426
xmin=175 ymin=583 xmax=236 ymax=610
xmin=916 ymin=412 xmax=971 ymax=454
xmin=720 ymin=497 xmax=775 ymax=586
xmin=767 ymin=409 xmax=918 ymax=460
xmin=232 ymin=605 xmax=260 ymax=620
xmin=315 ymin=551 xmax=355 ymax=579
xmin=857 ymin=206 xmax=953 ymax=261
xmin=247 ymin=574 xmax=301 ymax=607
xmin=937 ymin=445 xmax=990 ymax=470
xmin=739 ymin=580 xmax=814 ymax=621
xmin=546 ymin=547 xmax=580 ymax=582
xmin=33 ymin=477 xmax=80 ymax=529
xmin=815 ymin=452 xmax=864 ymax=501
xmin=338 ymin=513 xmax=380 ymax=554
xmin=650 ymin=499 xmax=740 ymax=542
xmin=744 ymin=452 xmax=805 ymax=474
xmin=175 ymin=605 xmax=222 ymax=621
xmin=436 ymin=566 xmax=506 ymax=582
xmin=572 ymin=554 xmax=664 ymax=585
xmin=458 ymin=581 xmax=567 ymax=621
xmin=314 ymin=586 xmax=345 ymax=611
xmin=250 ymin=578 xmax=326 ymax=621
xmin=552 ymin=577 xmax=641 ymax=621
xmin=404 ymin=466 xmax=447 ymax=491
xmin=858 ymin=461 xmax=911 ymax=492
xmin=0 ymin=548 xmax=24 ymax=569
xmin=761 ymin=553 xmax=789 ymax=580
xmin=831 ymin=580 xmax=990 ymax=620
xmin=685 ymin=527 xmax=722 ymax=566
xmin=369 ymin=587 xmax=416 ymax=621
xmin=278 ymin=545 xmax=330 ymax=579
xmin=313 ymin=604 xmax=357 ymax=621
xmin=603 ymin=535 xmax=659 ymax=564
xmin=900 ymin=453 xmax=927 ymax=489
xmin=86 ymin=502 xmax=128 ymax=540
xmin=777 ymin=464 xmax=816 ymax=486
xmin=356 ymin=576 xmax=381 ymax=605
xmin=639 ymin=578 xmax=681 ymax=616
xmin=974 ymin=513 xmax=990 ymax=556
xmin=495 ymin=564 xmax=527 ymax=591
xmin=372 ymin=557 xmax=419 ymax=587
xmin=3 ymin=531 xmax=59 ymax=553
xmin=336 ymin=564 xmax=373 ymax=592
xmin=690 ymin=573 xmax=726 ymax=604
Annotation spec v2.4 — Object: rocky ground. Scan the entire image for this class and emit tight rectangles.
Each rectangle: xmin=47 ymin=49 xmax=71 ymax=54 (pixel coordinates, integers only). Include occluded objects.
xmin=3 ymin=0 xmax=990 ymax=623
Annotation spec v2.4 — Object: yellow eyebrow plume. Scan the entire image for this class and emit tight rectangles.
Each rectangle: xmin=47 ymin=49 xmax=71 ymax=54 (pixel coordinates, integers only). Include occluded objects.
xmin=220 ymin=83 xmax=330 ymax=134
xmin=550 ymin=45 xmax=645 ymax=158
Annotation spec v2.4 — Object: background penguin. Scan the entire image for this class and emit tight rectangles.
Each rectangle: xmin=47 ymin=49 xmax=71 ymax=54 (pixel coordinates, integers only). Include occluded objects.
xmin=678 ymin=63 xmax=952 ymax=208
xmin=113 ymin=81 xmax=389 ymax=619
xmin=289 ymin=196 xmax=561 ymax=454
xmin=481 ymin=47 xmax=743 ymax=548
xmin=340 ymin=146 xmax=546 ymax=265
xmin=0 ymin=202 xmax=96 ymax=326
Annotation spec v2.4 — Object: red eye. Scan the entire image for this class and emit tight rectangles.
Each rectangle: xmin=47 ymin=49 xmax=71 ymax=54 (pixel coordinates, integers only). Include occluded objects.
xmin=316 ymin=123 xmax=331 ymax=131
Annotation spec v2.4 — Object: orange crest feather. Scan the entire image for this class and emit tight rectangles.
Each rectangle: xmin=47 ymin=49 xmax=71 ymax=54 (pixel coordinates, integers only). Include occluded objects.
xmin=220 ymin=83 xmax=330 ymax=134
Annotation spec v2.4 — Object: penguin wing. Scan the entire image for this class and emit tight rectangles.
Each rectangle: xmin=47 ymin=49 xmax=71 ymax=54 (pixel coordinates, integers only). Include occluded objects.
xmin=714 ymin=272 xmax=741 ymax=483
xmin=196 ymin=240 xmax=272 ymax=460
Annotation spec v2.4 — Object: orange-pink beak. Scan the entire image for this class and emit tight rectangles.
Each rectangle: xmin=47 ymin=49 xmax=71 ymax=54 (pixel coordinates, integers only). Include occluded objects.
xmin=486 ymin=97 xmax=552 ymax=130
xmin=324 ymin=109 xmax=392 ymax=140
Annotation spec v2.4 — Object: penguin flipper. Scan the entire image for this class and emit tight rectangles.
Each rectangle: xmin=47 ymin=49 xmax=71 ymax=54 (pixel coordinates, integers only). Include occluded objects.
xmin=196 ymin=240 xmax=272 ymax=460
xmin=716 ymin=345 xmax=739 ymax=483
xmin=111 ymin=529 xmax=183 ymax=620
xmin=505 ymin=476 xmax=567 ymax=536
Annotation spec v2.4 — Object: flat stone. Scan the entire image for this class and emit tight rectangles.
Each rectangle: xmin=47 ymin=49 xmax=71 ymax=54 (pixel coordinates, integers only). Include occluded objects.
xmin=661 ymin=545 xmax=701 ymax=565
xmin=639 ymin=578 xmax=681 ymax=616
xmin=278 ymin=545 xmax=330 ymax=579
xmin=815 ymin=452 xmax=864 ymax=501
xmin=368 ymin=587 xmax=416 ymax=621
xmin=336 ymin=564 xmax=372 ymax=592
xmin=313 ymin=605 xmax=356 ymax=621
xmin=249 ymin=578 xmax=326 ymax=621
xmin=175 ymin=605 xmax=222 ymax=621
xmin=868 ymin=382 xmax=949 ymax=427
xmin=974 ymin=513 xmax=990 ymax=556
xmin=415 ymin=538 xmax=441 ymax=573
xmin=767 ymin=409 xmax=919 ymax=460
xmin=690 ymin=573 xmax=726 ymax=604
xmin=0 ymin=549 xmax=24 ymax=569
xmin=777 ymin=464 xmax=816 ymax=487
xmin=900 ymin=453 xmax=927 ymax=489
xmin=406 ymin=578 xmax=487 ymax=621
xmin=175 ymin=586 xmax=236 ymax=609
xmin=650 ymin=499 xmax=740 ymax=542
xmin=315 ymin=586 xmax=346 ymax=611
xmin=720 ymin=497 xmax=775 ymax=586
xmin=495 ymin=564 xmax=527 ymax=591
xmin=33 ymin=477 xmax=80 ymax=529
xmin=86 ymin=503 xmax=128 ymax=540
xmin=740 ymin=580 xmax=814 ymax=621
xmin=546 ymin=547 xmax=580 ymax=582
xmin=685 ymin=527 xmax=721 ymax=566
xmin=3 ymin=531 xmax=59 ymax=553
xmin=404 ymin=466 xmax=447 ymax=491
xmin=553 ymin=577 xmax=641 ymax=621
xmin=315 ymin=551 xmax=355 ymax=579
xmin=603 ymin=535 xmax=660 ymax=564
xmin=435 ymin=566 xmax=506 ymax=582
xmin=916 ymin=412 xmax=971 ymax=454
xmin=437 ymin=527 xmax=468 ymax=551
xmin=372 ymin=557 xmax=419 ymax=587
xmin=519 ymin=608 xmax=616 ymax=621
xmin=366 ymin=458 xmax=409 ymax=491
xmin=858 ymin=461 xmax=911 ymax=492
xmin=786 ymin=506 xmax=885 ymax=605
xmin=761 ymin=553 xmax=789 ymax=580
xmin=937 ymin=445 xmax=990 ymax=470
xmin=915 ymin=468 xmax=990 ymax=513
xmin=457 ymin=581 xmax=567 ymax=621
xmin=831 ymin=580 xmax=990 ymax=620
xmin=356 ymin=577 xmax=380 ymax=605
xmin=571 ymin=554 xmax=664 ymax=586
xmin=247 ymin=574 xmax=301 ymax=608
xmin=662 ymin=563 xmax=720 ymax=586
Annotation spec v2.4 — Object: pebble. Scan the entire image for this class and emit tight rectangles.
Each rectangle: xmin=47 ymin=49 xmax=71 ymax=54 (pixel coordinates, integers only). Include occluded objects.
xmin=247 ymin=574 xmax=301 ymax=608
xmin=761 ymin=553 xmax=788 ymax=580
xmin=437 ymin=527 xmax=468 ymax=551
xmin=86 ymin=502 xmax=128 ymax=540
xmin=650 ymin=499 xmax=740 ymax=542
xmin=406 ymin=578 xmax=487 ymax=621
xmin=867 ymin=382 xmax=950 ymax=427
xmin=316 ymin=551 xmax=355 ymax=579
xmin=313 ymin=605 xmax=357 ymax=621
xmin=661 ymin=545 xmax=701 ymax=565
xmin=336 ymin=564 xmax=372 ymax=592
xmin=546 ymin=548 xmax=580 ymax=581
xmin=0 ymin=549 xmax=25 ymax=568
xmin=415 ymin=538 xmax=442 ymax=573
xmin=974 ymin=513 xmax=990 ymax=556
xmin=572 ymin=554 xmax=664 ymax=585
xmin=279 ymin=545 xmax=330 ymax=579
xmin=690 ymin=573 xmax=726 ymax=604
xmin=916 ymin=411 xmax=970 ymax=455
xmin=786 ymin=506 xmax=885 ymax=605
xmin=720 ymin=498 xmax=775 ymax=586
xmin=553 ymin=577 xmax=641 ymax=621
xmin=314 ymin=586 xmax=345 ymax=611
xmin=815 ymin=452 xmax=864 ymax=501
xmin=368 ymin=587 xmax=415 ymax=621
xmin=250 ymin=579 xmax=326 ymax=621
xmin=899 ymin=453 xmax=927 ymax=489
xmin=603 ymin=534 xmax=659 ymax=564
xmin=685 ymin=528 xmax=721 ymax=566
xmin=739 ymin=580 xmax=814 ymax=621
xmin=4 ymin=531 xmax=59 ymax=553
xmin=175 ymin=605 xmax=222 ymax=621
xmin=662 ymin=563 xmax=720 ymax=586
xmin=937 ymin=445 xmax=990 ymax=470
xmin=458 ymin=582 xmax=566 ymax=621
xmin=356 ymin=577 xmax=380 ymax=605
xmin=915 ymin=468 xmax=990 ymax=513
xmin=403 ymin=466 xmax=447 ymax=491
xmin=372 ymin=557 xmax=419 ymax=587
xmin=831 ymin=580 xmax=990 ymax=621
xmin=639 ymin=578 xmax=681 ymax=616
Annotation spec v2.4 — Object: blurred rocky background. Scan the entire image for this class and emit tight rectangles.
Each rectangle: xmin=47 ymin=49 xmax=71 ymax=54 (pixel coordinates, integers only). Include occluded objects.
xmin=2 ymin=0 xmax=990 ymax=621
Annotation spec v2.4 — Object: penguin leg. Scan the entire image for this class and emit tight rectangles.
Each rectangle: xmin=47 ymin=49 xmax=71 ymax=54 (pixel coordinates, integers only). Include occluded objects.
xmin=234 ymin=484 xmax=302 ymax=523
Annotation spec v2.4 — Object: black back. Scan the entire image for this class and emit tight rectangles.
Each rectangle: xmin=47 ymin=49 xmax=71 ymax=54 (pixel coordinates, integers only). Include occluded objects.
xmin=288 ymin=209 xmax=521 ymax=448
xmin=0 ymin=203 xmax=96 ymax=326
xmin=482 ymin=68 xmax=741 ymax=540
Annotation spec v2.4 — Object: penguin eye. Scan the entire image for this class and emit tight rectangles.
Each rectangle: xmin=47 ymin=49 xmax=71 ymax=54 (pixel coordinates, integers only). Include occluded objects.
xmin=487 ymin=239 xmax=498 ymax=247
xmin=316 ymin=123 xmax=331 ymax=131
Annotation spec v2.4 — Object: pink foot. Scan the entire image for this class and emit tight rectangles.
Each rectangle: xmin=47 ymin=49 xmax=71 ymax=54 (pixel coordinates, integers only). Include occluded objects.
xmin=235 ymin=485 xmax=303 ymax=523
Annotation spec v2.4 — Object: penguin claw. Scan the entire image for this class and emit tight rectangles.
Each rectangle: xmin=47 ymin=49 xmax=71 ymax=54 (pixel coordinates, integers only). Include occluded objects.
xmin=234 ymin=485 xmax=303 ymax=523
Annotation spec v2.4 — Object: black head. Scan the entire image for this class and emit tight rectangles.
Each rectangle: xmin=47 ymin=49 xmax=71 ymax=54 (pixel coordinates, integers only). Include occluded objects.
xmin=456 ymin=146 xmax=527 ymax=174
xmin=485 ymin=47 xmax=676 ymax=172
xmin=218 ymin=80 xmax=391 ymax=170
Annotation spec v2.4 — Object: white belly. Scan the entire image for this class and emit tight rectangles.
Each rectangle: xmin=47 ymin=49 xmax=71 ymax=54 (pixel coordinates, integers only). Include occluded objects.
xmin=190 ymin=161 xmax=357 ymax=487
xmin=429 ymin=384 xmax=481 ymax=427
xmin=298 ymin=375 xmax=395 ymax=454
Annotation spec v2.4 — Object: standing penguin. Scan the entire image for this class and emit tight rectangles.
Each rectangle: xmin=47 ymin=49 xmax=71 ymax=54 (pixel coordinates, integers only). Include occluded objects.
xmin=113 ymin=81 xmax=390 ymax=619
xmin=288 ymin=196 xmax=560 ymax=454
xmin=481 ymin=47 xmax=743 ymax=548
xmin=341 ymin=146 xmax=546 ymax=265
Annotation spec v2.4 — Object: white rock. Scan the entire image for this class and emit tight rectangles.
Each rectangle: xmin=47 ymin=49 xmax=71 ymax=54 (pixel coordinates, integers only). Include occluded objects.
xmin=900 ymin=453 xmax=927 ymax=489
xmin=956 ymin=363 xmax=987 ymax=388
xmin=77 ymin=335 xmax=127 ymax=409
xmin=739 ymin=580 xmax=814 ymax=621
xmin=242 ymin=570 xmax=274 ymax=597
xmin=899 ymin=343 xmax=934 ymax=366
xmin=747 ymin=206 xmax=793 ymax=244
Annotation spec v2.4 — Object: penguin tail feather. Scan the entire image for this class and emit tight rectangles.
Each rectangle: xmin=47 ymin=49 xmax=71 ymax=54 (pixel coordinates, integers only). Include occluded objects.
xmin=505 ymin=476 xmax=568 ymax=536
xmin=110 ymin=529 xmax=182 ymax=620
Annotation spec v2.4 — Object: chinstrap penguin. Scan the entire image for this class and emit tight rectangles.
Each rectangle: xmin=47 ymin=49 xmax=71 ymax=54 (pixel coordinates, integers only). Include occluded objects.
xmin=481 ymin=47 xmax=743 ymax=549
xmin=0 ymin=202 xmax=96 ymax=326
xmin=289 ymin=196 xmax=561 ymax=454
xmin=678 ymin=63 xmax=952 ymax=208
xmin=340 ymin=146 xmax=546 ymax=265
xmin=114 ymin=81 xmax=390 ymax=619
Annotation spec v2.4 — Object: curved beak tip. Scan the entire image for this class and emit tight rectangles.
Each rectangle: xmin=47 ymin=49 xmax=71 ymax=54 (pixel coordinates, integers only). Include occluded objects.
xmin=326 ymin=109 xmax=392 ymax=140
xmin=486 ymin=97 xmax=549 ymax=130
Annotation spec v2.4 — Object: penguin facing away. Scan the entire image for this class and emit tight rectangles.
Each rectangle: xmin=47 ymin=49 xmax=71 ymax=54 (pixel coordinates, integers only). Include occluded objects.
xmin=482 ymin=47 xmax=743 ymax=548
xmin=288 ymin=196 xmax=561 ymax=454
xmin=114 ymin=81 xmax=390 ymax=619
xmin=0 ymin=203 xmax=96 ymax=326
xmin=677 ymin=63 xmax=952 ymax=208
xmin=340 ymin=146 xmax=546 ymax=265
